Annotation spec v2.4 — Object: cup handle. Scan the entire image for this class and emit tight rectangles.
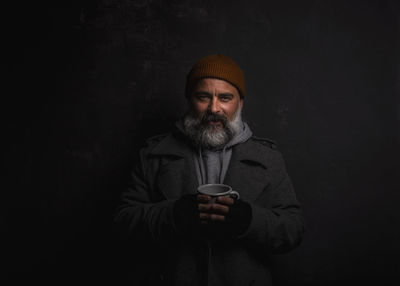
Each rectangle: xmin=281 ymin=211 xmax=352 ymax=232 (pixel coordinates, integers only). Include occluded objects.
xmin=228 ymin=190 xmax=240 ymax=200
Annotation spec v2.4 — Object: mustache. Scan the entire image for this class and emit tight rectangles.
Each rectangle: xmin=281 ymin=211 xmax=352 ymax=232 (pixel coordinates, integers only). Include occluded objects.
xmin=200 ymin=111 xmax=227 ymax=125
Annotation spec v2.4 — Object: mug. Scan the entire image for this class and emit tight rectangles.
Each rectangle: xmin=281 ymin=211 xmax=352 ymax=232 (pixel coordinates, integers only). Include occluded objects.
xmin=197 ymin=183 xmax=240 ymax=203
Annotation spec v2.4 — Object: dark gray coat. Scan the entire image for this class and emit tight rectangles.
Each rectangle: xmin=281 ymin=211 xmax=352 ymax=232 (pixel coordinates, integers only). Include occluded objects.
xmin=114 ymin=130 xmax=304 ymax=286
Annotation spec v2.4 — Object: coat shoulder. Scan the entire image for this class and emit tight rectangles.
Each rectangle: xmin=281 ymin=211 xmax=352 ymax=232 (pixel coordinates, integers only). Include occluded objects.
xmin=145 ymin=133 xmax=170 ymax=146
xmin=141 ymin=133 xmax=171 ymax=154
xmin=250 ymin=135 xmax=278 ymax=150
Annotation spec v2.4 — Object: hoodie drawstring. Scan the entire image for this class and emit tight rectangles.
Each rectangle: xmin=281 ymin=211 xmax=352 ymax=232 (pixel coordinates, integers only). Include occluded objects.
xmin=198 ymin=147 xmax=205 ymax=185
xmin=219 ymin=147 xmax=227 ymax=184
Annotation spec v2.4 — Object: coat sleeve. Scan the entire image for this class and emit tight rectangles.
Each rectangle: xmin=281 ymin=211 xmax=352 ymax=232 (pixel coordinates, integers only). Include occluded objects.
xmin=239 ymin=151 xmax=305 ymax=254
xmin=113 ymin=148 xmax=179 ymax=244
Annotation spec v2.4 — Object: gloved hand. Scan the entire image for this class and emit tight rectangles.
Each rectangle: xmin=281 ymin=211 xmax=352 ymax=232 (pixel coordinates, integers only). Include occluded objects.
xmin=197 ymin=195 xmax=252 ymax=240
xmin=224 ymin=198 xmax=252 ymax=238
xmin=172 ymin=194 xmax=201 ymax=237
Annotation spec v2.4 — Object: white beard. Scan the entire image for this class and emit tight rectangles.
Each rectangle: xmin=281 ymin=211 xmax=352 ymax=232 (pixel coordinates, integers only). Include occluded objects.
xmin=183 ymin=104 xmax=243 ymax=149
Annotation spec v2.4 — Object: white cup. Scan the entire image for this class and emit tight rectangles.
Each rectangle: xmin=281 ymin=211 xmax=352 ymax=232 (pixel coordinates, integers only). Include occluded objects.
xmin=197 ymin=183 xmax=240 ymax=203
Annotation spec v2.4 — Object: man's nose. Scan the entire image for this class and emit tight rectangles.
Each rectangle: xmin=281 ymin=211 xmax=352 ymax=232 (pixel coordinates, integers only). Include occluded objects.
xmin=209 ymin=97 xmax=221 ymax=114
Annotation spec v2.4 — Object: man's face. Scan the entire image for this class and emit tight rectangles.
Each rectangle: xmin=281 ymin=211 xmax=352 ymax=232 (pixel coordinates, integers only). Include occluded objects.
xmin=183 ymin=78 xmax=244 ymax=149
xmin=189 ymin=78 xmax=243 ymax=126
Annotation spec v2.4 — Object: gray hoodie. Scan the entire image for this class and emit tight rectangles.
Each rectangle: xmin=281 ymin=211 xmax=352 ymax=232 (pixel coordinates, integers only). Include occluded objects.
xmin=175 ymin=120 xmax=253 ymax=185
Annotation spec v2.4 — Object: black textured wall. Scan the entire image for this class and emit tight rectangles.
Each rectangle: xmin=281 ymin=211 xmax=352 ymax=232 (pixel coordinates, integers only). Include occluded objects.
xmin=5 ymin=0 xmax=399 ymax=285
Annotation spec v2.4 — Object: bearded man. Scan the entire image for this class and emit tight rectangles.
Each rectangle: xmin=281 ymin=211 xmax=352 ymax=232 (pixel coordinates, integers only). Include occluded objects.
xmin=114 ymin=54 xmax=304 ymax=286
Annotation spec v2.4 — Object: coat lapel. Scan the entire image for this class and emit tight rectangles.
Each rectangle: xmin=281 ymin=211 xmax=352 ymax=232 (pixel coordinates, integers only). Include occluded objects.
xmin=223 ymin=139 xmax=272 ymax=202
xmin=149 ymin=133 xmax=199 ymax=199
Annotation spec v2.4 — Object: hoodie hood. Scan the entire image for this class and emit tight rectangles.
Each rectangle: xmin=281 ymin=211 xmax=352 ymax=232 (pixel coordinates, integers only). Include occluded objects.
xmin=175 ymin=117 xmax=253 ymax=185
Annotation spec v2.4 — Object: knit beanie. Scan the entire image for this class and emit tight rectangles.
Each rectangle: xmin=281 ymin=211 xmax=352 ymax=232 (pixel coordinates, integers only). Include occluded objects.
xmin=185 ymin=54 xmax=246 ymax=98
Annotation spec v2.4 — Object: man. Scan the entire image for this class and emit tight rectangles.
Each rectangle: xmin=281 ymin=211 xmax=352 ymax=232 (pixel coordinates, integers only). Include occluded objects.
xmin=114 ymin=54 xmax=304 ymax=286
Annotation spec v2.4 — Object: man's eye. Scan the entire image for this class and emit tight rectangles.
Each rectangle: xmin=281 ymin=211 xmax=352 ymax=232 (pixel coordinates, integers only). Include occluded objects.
xmin=220 ymin=96 xmax=231 ymax=102
xmin=198 ymin=96 xmax=210 ymax=101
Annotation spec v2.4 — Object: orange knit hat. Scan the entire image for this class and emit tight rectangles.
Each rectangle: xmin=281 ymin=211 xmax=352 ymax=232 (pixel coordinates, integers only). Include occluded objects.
xmin=185 ymin=54 xmax=246 ymax=98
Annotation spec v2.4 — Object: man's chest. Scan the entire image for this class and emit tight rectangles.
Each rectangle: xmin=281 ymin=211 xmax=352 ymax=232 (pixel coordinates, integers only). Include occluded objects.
xmin=150 ymin=154 xmax=272 ymax=203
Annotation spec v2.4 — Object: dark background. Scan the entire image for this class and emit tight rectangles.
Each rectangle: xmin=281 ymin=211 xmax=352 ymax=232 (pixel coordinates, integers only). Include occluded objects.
xmin=4 ymin=0 xmax=399 ymax=285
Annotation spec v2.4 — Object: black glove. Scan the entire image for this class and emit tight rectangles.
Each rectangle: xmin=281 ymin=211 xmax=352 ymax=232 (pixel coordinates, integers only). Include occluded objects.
xmin=224 ymin=199 xmax=252 ymax=238
xmin=172 ymin=194 xmax=200 ymax=237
